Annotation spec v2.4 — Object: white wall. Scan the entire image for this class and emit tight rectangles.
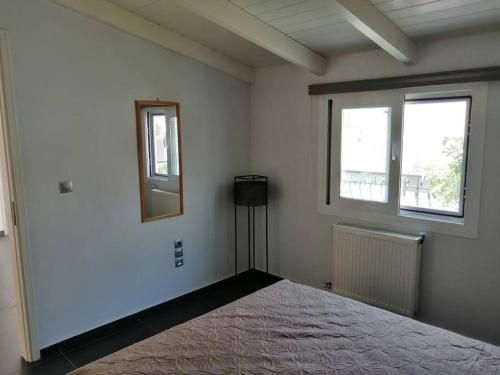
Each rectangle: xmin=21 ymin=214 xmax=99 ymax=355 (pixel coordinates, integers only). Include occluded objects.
xmin=251 ymin=30 xmax=500 ymax=345
xmin=0 ymin=0 xmax=251 ymax=348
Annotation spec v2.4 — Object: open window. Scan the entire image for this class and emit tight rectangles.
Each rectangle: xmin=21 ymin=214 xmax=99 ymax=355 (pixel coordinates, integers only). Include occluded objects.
xmin=145 ymin=109 xmax=180 ymax=181
xmin=141 ymin=106 xmax=180 ymax=196
xmin=317 ymin=83 xmax=488 ymax=238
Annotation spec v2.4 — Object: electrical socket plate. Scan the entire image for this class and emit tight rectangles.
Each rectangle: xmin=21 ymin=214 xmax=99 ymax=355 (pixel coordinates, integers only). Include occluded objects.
xmin=59 ymin=181 xmax=73 ymax=193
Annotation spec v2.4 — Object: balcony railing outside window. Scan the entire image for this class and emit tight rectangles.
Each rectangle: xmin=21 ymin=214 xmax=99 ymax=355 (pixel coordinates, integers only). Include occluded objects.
xmin=340 ymin=170 xmax=458 ymax=213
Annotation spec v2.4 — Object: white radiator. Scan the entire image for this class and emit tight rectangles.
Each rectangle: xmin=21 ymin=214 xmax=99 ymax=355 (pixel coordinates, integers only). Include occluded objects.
xmin=332 ymin=224 xmax=423 ymax=317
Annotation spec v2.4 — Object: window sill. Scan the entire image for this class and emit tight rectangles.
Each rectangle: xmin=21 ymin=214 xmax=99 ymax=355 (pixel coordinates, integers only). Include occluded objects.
xmin=318 ymin=205 xmax=477 ymax=239
xmin=146 ymin=177 xmax=169 ymax=183
xmin=398 ymin=210 xmax=464 ymax=225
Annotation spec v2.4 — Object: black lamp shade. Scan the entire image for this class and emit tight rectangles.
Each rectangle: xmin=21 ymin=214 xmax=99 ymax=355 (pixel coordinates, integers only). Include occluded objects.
xmin=234 ymin=176 xmax=268 ymax=206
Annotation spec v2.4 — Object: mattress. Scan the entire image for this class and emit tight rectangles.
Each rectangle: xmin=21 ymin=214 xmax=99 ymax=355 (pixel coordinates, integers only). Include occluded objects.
xmin=70 ymin=280 xmax=500 ymax=374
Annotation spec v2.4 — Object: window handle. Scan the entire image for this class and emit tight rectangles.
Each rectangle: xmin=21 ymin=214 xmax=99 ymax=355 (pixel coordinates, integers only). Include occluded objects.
xmin=391 ymin=143 xmax=398 ymax=161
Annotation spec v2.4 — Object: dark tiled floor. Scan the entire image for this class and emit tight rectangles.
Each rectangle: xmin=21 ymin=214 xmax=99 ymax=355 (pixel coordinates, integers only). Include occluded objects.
xmin=1 ymin=269 xmax=281 ymax=375
xmin=1 ymin=296 xmax=25 ymax=375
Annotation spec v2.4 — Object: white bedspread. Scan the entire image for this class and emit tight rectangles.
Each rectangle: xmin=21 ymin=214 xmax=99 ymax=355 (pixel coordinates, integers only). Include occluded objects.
xmin=71 ymin=279 xmax=500 ymax=374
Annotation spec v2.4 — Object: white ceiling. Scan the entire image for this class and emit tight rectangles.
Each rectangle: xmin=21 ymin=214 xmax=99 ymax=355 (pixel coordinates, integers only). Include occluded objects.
xmin=108 ymin=0 xmax=287 ymax=67
xmin=231 ymin=0 xmax=500 ymax=56
xmin=108 ymin=0 xmax=500 ymax=67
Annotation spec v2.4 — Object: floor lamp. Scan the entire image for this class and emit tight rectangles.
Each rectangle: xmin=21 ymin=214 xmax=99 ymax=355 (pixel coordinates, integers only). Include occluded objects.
xmin=233 ymin=175 xmax=268 ymax=275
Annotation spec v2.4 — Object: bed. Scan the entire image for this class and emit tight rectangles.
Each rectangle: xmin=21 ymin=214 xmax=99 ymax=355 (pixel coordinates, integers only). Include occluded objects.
xmin=70 ymin=280 xmax=500 ymax=374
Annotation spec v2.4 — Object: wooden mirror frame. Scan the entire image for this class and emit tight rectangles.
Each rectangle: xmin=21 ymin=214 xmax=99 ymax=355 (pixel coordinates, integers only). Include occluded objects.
xmin=135 ymin=100 xmax=184 ymax=223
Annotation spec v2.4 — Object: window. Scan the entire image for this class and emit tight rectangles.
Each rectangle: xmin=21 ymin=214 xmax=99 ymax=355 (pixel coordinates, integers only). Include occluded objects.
xmin=145 ymin=108 xmax=180 ymax=181
xmin=400 ymin=97 xmax=470 ymax=217
xmin=169 ymin=116 xmax=180 ymax=176
xmin=150 ymin=114 xmax=168 ymax=177
xmin=341 ymin=107 xmax=391 ymax=203
xmin=317 ymin=83 xmax=488 ymax=238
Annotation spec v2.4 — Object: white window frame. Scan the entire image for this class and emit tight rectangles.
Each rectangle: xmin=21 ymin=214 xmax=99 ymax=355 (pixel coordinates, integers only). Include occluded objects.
xmin=316 ymin=82 xmax=488 ymax=239
xmin=148 ymin=111 xmax=169 ymax=179
xmin=399 ymin=95 xmax=471 ymax=218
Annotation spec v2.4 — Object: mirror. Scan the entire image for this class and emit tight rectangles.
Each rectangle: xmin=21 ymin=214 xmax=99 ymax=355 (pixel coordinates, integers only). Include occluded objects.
xmin=135 ymin=100 xmax=183 ymax=222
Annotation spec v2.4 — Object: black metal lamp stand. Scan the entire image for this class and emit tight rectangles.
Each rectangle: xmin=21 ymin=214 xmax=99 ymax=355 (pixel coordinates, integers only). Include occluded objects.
xmin=234 ymin=175 xmax=268 ymax=275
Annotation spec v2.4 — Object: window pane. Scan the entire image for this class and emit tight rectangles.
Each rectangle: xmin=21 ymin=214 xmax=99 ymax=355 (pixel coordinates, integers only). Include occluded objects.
xmin=400 ymin=98 xmax=469 ymax=216
xmin=169 ymin=116 xmax=179 ymax=176
xmin=341 ymin=107 xmax=390 ymax=203
xmin=152 ymin=114 xmax=168 ymax=176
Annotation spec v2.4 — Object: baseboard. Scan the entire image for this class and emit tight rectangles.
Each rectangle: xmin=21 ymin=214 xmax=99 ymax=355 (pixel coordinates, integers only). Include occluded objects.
xmin=40 ymin=269 xmax=276 ymax=358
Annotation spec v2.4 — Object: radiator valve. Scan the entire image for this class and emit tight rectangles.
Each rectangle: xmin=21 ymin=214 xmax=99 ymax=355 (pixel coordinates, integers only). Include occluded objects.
xmin=323 ymin=282 xmax=332 ymax=290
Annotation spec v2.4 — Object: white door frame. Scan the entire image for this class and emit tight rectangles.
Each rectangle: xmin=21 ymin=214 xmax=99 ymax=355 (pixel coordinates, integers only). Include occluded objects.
xmin=0 ymin=30 xmax=40 ymax=362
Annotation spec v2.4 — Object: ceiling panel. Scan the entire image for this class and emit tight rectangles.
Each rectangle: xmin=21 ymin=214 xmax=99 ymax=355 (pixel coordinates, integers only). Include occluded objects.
xmin=109 ymin=0 xmax=287 ymax=67
xmin=241 ymin=0 xmax=308 ymax=15
xmin=391 ymin=0 xmax=500 ymax=27
xmin=385 ymin=0 xmax=492 ymax=20
xmin=403 ymin=7 xmax=500 ymax=37
xmin=269 ymin=3 xmax=343 ymax=31
xmin=375 ymin=0 xmax=441 ymax=13
xmin=292 ymin=22 xmax=374 ymax=55
xmin=257 ymin=0 xmax=332 ymax=22
xmin=231 ymin=0 xmax=500 ymax=59
xmin=109 ymin=0 xmax=500 ymax=68
xmin=108 ymin=0 xmax=157 ymax=12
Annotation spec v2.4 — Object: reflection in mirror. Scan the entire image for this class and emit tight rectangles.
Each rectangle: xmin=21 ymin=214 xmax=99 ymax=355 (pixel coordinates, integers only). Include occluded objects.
xmin=135 ymin=100 xmax=183 ymax=222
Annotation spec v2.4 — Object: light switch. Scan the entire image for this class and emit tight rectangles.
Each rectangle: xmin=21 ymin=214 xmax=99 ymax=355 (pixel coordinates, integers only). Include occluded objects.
xmin=59 ymin=181 xmax=73 ymax=193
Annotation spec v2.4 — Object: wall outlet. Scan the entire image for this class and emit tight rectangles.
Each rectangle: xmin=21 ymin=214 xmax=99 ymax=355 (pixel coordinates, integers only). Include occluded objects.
xmin=174 ymin=239 xmax=183 ymax=268
xmin=59 ymin=180 xmax=73 ymax=193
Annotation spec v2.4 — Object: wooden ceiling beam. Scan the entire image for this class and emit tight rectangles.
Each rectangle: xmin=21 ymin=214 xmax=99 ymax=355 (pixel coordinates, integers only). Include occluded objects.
xmin=176 ymin=0 xmax=327 ymax=76
xmin=336 ymin=0 xmax=417 ymax=63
